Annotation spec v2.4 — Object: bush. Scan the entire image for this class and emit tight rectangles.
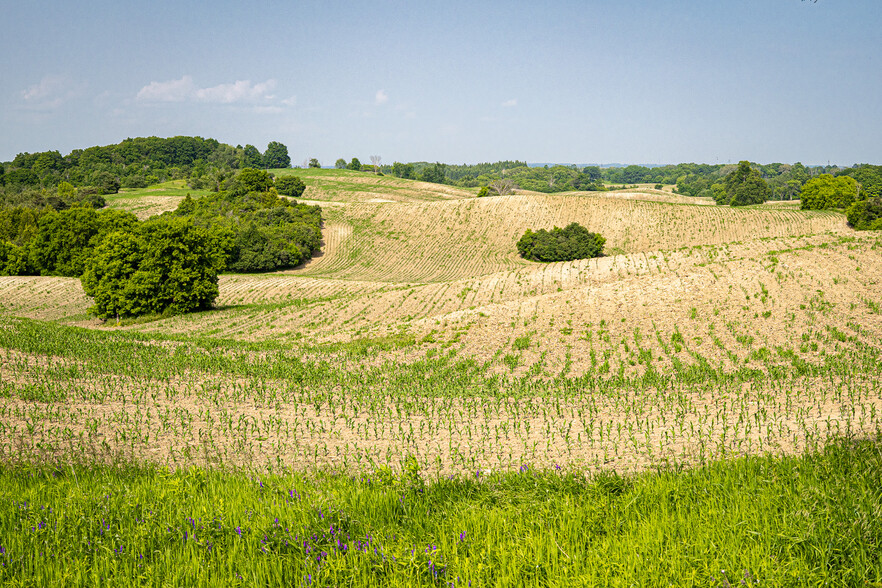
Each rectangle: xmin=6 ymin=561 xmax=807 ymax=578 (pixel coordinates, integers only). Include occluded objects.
xmin=516 ymin=222 xmax=605 ymax=262
xmin=846 ymin=198 xmax=882 ymax=230
xmin=800 ymin=174 xmax=859 ymax=210
xmin=81 ymin=219 xmax=225 ymax=320
xmin=477 ymin=186 xmax=490 ymax=198
xmin=233 ymin=168 xmax=273 ymax=195
xmin=275 ymin=175 xmax=306 ymax=198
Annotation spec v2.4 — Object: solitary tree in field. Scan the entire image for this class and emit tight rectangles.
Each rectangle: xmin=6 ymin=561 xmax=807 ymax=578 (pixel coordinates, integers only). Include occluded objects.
xmin=370 ymin=155 xmax=382 ymax=174
xmin=335 ymin=158 xmax=347 ymax=169
xmin=308 ymin=158 xmax=321 ymax=168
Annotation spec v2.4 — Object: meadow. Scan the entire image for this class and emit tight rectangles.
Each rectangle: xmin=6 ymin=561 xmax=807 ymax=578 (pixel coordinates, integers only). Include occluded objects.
xmin=1 ymin=170 xmax=880 ymax=586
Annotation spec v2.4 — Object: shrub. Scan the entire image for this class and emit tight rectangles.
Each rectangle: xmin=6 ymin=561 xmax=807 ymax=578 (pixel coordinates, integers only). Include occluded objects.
xmin=275 ymin=175 xmax=306 ymax=198
xmin=516 ymin=222 xmax=605 ymax=262
xmin=846 ymin=197 xmax=882 ymax=230
xmin=81 ymin=219 xmax=225 ymax=320
xmin=477 ymin=186 xmax=490 ymax=198
xmin=234 ymin=168 xmax=273 ymax=195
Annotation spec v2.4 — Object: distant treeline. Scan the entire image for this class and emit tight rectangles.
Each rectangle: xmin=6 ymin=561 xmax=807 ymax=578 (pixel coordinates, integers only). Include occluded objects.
xmin=380 ymin=160 xmax=882 ymax=203
xmin=0 ymin=136 xmax=292 ymax=201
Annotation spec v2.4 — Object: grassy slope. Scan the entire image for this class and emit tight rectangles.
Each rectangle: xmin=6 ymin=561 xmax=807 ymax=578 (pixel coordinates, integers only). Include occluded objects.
xmin=1 ymin=438 xmax=880 ymax=586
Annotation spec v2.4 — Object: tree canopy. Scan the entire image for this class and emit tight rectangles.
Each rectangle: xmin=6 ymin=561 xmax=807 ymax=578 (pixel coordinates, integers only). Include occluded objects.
xmin=264 ymin=141 xmax=292 ymax=169
xmin=516 ymin=223 xmax=606 ymax=262
xmin=715 ymin=161 xmax=771 ymax=206
xmin=800 ymin=174 xmax=859 ymax=210
xmin=81 ymin=218 xmax=225 ymax=320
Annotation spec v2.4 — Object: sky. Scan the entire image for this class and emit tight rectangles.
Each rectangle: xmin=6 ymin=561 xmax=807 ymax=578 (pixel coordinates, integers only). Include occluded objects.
xmin=1 ymin=0 xmax=879 ymax=166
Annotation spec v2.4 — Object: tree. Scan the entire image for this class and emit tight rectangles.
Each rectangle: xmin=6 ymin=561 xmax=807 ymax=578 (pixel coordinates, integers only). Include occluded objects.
xmin=846 ymin=197 xmax=882 ymax=230
xmin=28 ymin=207 xmax=100 ymax=276
xmin=263 ymin=141 xmax=291 ymax=168
xmin=489 ymin=178 xmax=515 ymax=196
xmin=308 ymin=158 xmax=321 ymax=169
xmin=347 ymin=158 xmax=362 ymax=171
xmin=234 ymin=168 xmax=274 ymax=194
xmin=419 ymin=162 xmax=447 ymax=184
xmin=800 ymin=174 xmax=859 ymax=210
xmin=335 ymin=158 xmax=347 ymax=169
xmin=391 ymin=162 xmax=415 ymax=179
xmin=27 ymin=207 xmax=138 ymax=277
xmin=370 ymin=155 xmax=382 ymax=174
xmin=516 ymin=223 xmax=605 ymax=262
xmin=477 ymin=186 xmax=490 ymax=198
xmin=275 ymin=175 xmax=306 ymax=198
xmin=81 ymin=219 xmax=225 ymax=319
xmin=717 ymin=161 xmax=770 ymax=206
xmin=243 ymin=144 xmax=264 ymax=168
xmin=91 ymin=171 xmax=120 ymax=195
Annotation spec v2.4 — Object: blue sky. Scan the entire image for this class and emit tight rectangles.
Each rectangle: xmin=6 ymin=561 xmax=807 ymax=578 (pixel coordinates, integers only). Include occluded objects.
xmin=2 ymin=0 xmax=879 ymax=166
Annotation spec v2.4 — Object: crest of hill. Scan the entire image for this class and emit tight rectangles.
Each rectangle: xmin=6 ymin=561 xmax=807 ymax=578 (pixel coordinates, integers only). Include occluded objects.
xmin=297 ymin=188 xmax=846 ymax=283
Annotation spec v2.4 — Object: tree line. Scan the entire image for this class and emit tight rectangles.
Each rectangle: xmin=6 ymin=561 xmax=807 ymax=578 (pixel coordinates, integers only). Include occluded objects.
xmin=0 ymin=168 xmax=321 ymax=319
xmin=0 ymin=136 xmax=292 ymax=199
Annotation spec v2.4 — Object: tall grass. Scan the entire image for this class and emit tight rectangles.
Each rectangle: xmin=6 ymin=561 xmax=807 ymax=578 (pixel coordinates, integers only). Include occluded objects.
xmin=1 ymin=437 xmax=880 ymax=586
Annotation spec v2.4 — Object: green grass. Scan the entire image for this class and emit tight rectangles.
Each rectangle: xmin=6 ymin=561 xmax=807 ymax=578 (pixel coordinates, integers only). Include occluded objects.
xmin=1 ymin=437 xmax=880 ymax=586
xmin=109 ymin=180 xmax=213 ymax=202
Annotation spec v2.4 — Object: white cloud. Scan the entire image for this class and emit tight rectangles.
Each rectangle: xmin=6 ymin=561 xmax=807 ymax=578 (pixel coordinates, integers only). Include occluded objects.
xmin=20 ymin=75 xmax=82 ymax=110
xmin=195 ymin=79 xmax=276 ymax=104
xmin=281 ymin=95 xmax=298 ymax=107
xmin=501 ymin=98 xmax=518 ymax=107
xmin=375 ymin=89 xmax=389 ymax=105
xmin=136 ymin=75 xmax=197 ymax=102
xmin=136 ymin=76 xmax=279 ymax=104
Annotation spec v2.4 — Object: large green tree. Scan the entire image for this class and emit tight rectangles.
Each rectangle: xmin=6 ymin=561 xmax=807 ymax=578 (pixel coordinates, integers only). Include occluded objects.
xmin=81 ymin=219 xmax=225 ymax=319
xmin=716 ymin=161 xmax=770 ymax=206
xmin=28 ymin=207 xmax=137 ymax=277
xmin=243 ymin=145 xmax=264 ymax=169
xmin=264 ymin=141 xmax=291 ymax=168
xmin=800 ymin=174 xmax=859 ymax=210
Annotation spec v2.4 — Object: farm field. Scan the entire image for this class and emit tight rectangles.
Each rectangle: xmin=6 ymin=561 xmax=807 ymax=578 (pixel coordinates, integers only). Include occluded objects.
xmin=1 ymin=169 xmax=881 ymax=585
